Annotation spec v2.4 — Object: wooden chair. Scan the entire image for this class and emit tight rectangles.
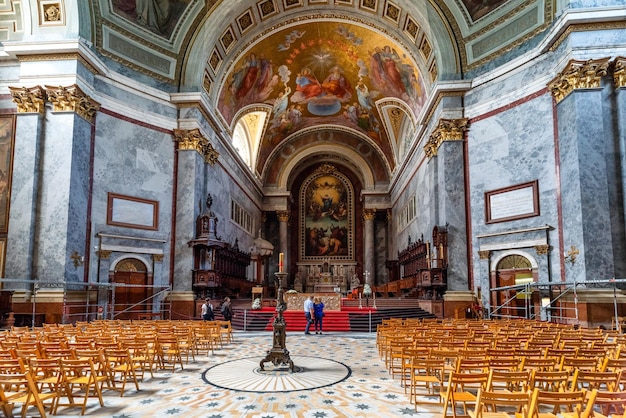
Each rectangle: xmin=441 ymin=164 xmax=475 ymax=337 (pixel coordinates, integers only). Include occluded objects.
xmin=217 ymin=320 xmax=234 ymax=344
xmin=488 ymin=369 xmax=531 ymax=392
xmin=409 ymin=357 xmax=446 ymax=408
xmin=442 ymin=371 xmax=491 ymax=418
xmin=57 ymin=358 xmax=107 ymax=415
xmin=529 ymin=369 xmax=576 ymax=392
xmin=469 ymin=387 xmax=535 ymax=418
xmin=589 ymin=390 xmax=626 ymax=418
xmin=156 ymin=334 xmax=184 ymax=371
xmin=520 ymin=357 xmax=559 ymax=372
xmin=573 ymin=370 xmax=621 ymax=392
xmin=0 ymin=371 xmax=57 ymax=418
xmin=104 ymin=348 xmax=140 ymax=396
xmin=530 ymin=389 xmax=595 ymax=418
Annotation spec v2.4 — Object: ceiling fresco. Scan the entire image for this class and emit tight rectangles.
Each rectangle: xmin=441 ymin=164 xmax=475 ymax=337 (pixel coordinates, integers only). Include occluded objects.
xmin=217 ymin=22 xmax=427 ymax=176
xmin=111 ymin=0 xmax=191 ymax=37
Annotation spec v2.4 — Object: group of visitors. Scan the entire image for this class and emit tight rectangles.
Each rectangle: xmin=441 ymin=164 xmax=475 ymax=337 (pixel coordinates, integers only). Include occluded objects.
xmin=303 ymin=295 xmax=325 ymax=335
xmin=201 ymin=297 xmax=234 ymax=322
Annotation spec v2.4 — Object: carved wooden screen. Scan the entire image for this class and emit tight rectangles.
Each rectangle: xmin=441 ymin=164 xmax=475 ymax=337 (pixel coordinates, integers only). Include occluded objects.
xmin=299 ymin=163 xmax=354 ymax=262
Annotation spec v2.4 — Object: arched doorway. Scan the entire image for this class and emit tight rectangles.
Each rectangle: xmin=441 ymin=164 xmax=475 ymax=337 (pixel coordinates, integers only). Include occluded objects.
xmin=111 ymin=258 xmax=152 ymax=320
xmin=491 ymin=253 xmax=536 ymax=319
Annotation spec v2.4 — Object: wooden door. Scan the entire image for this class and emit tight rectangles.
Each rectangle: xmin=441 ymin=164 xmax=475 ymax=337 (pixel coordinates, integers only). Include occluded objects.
xmin=112 ymin=259 xmax=150 ymax=320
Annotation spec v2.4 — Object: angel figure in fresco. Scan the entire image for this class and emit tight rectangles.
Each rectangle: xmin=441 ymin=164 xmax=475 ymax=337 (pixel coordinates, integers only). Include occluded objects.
xmin=370 ymin=45 xmax=410 ymax=99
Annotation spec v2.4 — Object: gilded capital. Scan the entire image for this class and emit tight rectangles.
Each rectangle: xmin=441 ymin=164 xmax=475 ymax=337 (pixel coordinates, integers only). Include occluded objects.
xmin=9 ymin=86 xmax=46 ymax=114
xmin=276 ymin=211 xmax=290 ymax=222
xmin=44 ymin=84 xmax=100 ymax=122
xmin=362 ymin=209 xmax=375 ymax=221
xmin=174 ymin=128 xmax=219 ymax=166
xmin=478 ymin=250 xmax=491 ymax=260
xmin=548 ymin=57 xmax=611 ymax=104
xmin=535 ymin=244 xmax=551 ymax=255
xmin=152 ymin=254 xmax=164 ymax=262
xmin=424 ymin=118 xmax=469 ymax=159
xmin=614 ymin=56 xmax=626 ymax=89
xmin=96 ymin=250 xmax=111 ymax=259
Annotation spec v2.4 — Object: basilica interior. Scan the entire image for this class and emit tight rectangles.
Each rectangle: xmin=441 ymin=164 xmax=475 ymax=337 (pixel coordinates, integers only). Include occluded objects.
xmin=0 ymin=0 xmax=625 ymax=329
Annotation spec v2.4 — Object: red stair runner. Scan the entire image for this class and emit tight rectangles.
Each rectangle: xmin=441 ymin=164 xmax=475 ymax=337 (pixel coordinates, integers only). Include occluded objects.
xmin=264 ymin=310 xmax=353 ymax=332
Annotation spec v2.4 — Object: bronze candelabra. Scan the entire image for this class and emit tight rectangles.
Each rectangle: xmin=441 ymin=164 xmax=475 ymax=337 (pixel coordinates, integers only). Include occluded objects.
xmin=259 ymin=272 xmax=294 ymax=372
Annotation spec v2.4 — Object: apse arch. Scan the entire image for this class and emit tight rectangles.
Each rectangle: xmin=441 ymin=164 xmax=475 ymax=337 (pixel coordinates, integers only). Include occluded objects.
xmin=275 ymin=143 xmax=376 ymax=191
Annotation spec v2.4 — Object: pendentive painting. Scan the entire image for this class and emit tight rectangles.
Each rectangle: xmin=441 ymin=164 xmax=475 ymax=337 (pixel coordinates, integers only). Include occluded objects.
xmin=0 ymin=116 xmax=14 ymax=233
xmin=301 ymin=167 xmax=353 ymax=261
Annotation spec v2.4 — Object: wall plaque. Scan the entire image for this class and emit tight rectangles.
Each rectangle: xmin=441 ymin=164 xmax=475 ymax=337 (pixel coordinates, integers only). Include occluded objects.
xmin=485 ymin=180 xmax=539 ymax=224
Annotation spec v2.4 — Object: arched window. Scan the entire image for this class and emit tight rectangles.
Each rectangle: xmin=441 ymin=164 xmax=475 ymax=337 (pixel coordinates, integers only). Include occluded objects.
xmin=232 ymin=121 xmax=251 ymax=167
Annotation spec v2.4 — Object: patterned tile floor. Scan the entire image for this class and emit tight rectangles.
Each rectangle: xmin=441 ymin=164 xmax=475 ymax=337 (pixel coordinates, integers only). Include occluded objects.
xmin=50 ymin=331 xmax=442 ymax=418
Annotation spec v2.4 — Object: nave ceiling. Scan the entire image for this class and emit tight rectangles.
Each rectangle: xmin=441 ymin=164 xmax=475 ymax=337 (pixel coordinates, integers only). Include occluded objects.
xmin=4 ymin=0 xmax=553 ymax=189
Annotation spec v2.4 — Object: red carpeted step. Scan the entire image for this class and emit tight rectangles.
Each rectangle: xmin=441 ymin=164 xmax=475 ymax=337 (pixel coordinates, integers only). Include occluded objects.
xmin=264 ymin=310 xmax=352 ymax=332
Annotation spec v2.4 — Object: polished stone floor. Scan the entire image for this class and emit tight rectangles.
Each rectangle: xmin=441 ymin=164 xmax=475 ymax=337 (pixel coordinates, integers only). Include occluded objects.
xmin=49 ymin=331 xmax=441 ymax=417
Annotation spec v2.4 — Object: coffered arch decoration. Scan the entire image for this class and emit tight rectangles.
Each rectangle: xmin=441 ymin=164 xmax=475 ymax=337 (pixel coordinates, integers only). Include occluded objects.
xmin=266 ymin=131 xmax=385 ymax=189
xmin=300 ymin=164 xmax=354 ymax=263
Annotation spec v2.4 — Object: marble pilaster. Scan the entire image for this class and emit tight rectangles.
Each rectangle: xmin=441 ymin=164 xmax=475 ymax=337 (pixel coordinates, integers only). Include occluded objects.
xmin=173 ymin=129 xmax=207 ymax=292
xmin=5 ymin=109 xmax=43 ymax=286
xmin=552 ymin=61 xmax=616 ymax=282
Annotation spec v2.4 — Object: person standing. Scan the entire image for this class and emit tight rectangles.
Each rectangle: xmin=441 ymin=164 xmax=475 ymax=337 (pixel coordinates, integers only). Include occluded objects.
xmin=221 ymin=297 xmax=233 ymax=322
xmin=201 ymin=298 xmax=214 ymax=321
xmin=313 ymin=296 xmax=325 ymax=334
xmin=303 ymin=295 xmax=314 ymax=335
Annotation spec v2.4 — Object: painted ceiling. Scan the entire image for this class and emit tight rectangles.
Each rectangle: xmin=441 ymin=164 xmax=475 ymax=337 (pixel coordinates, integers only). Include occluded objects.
xmin=89 ymin=0 xmax=551 ymax=186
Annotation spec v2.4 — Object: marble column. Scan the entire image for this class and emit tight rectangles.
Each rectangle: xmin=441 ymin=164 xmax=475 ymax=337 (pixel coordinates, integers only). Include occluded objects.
xmin=363 ymin=209 xmax=375 ymax=286
xmin=277 ymin=211 xmax=289 ymax=273
xmin=424 ymin=118 xmax=470 ymax=291
xmin=5 ymin=86 xmax=46 ymax=290
xmin=549 ymin=58 xmax=617 ymax=282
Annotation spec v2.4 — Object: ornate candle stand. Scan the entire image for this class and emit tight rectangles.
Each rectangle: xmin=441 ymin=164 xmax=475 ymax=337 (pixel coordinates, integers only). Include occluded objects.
xmin=260 ymin=272 xmax=294 ymax=372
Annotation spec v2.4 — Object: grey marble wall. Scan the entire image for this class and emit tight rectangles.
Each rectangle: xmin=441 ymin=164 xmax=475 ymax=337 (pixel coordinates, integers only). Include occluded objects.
xmin=467 ymin=92 xmax=560 ymax=296
xmin=90 ymin=112 xmax=174 ymax=289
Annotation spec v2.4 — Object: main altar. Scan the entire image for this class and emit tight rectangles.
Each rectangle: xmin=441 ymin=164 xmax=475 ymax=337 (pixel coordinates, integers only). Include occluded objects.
xmin=292 ymin=261 xmax=360 ymax=295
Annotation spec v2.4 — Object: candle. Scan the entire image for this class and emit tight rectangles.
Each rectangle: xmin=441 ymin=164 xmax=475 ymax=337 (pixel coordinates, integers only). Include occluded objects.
xmin=279 ymin=252 xmax=284 ymax=272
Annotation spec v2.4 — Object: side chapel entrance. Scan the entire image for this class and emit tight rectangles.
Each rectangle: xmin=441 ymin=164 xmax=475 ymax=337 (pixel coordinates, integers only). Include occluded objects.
xmin=111 ymin=258 xmax=152 ymax=320
xmin=492 ymin=254 xmax=534 ymax=318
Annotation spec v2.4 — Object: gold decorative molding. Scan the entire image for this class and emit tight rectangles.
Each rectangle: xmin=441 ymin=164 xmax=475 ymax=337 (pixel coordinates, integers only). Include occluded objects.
xmin=614 ymin=56 xmax=626 ymax=89
xmin=44 ymin=84 xmax=100 ymax=123
xmin=548 ymin=57 xmax=611 ymax=104
xmin=314 ymin=162 xmax=336 ymax=174
xmin=386 ymin=208 xmax=392 ymax=222
xmin=424 ymin=118 xmax=469 ymax=159
xmin=9 ymin=86 xmax=46 ymax=114
xmin=174 ymin=128 xmax=220 ymax=165
xmin=535 ymin=244 xmax=550 ymax=255
xmin=276 ymin=210 xmax=290 ymax=223
xmin=96 ymin=250 xmax=112 ymax=260
xmin=478 ymin=250 xmax=491 ymax=260
xmin=152 ymin=254 xmax=164 ymax=262
xmin=362 ymin=209 xmax=375 ymax=221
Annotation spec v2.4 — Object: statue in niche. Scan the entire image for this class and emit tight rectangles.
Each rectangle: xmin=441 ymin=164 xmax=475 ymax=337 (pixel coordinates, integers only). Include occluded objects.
xmin=351 ymin=273 xmax=360 ymax=290
xmin=294 ymin=268 xmax=303 ymax=292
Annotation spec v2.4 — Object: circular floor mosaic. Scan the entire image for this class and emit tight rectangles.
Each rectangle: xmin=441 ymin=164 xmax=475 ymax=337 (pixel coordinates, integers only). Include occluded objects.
xmin=202 ymin=355 xmax=352 ymax=393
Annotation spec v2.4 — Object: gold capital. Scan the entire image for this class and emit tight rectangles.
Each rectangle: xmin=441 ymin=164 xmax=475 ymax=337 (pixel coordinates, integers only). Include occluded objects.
xmin=152 ymin=254 xmax=164 ymax=262
xmin=9 ymin=86 xmax=46 ymax=114
xmin=614 ymin=56 xmax=626 ymax=88
xmin=96 ymin=250 xmax=111 ymax=260
xmin=276 ymin=211 xmax=289 ymax=223
xmin=44 ymin=84 xmax=100 ymax=122
xmin=548 ymin=57 xmax=611 ymax=104
xmin=424 ymin=118 xmax=469 ymax=159
xmin=362 ymin=209 xmax=375 ymax=221
xmin=174 ymin=128 xmax=219 ymax=166
xmin=478 ymin=250 xmax=491 ymax=260
xmin=535 ymin=244 xmax=551 ymax=255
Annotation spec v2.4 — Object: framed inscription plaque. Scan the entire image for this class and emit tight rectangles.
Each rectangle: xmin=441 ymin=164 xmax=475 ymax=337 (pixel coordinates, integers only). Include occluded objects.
xmin=485 ymin=180 xmax=539 ymax=224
